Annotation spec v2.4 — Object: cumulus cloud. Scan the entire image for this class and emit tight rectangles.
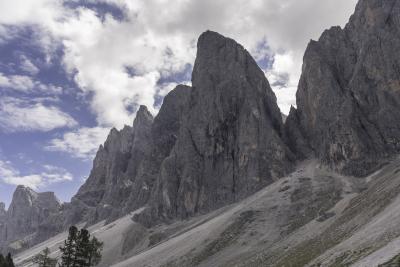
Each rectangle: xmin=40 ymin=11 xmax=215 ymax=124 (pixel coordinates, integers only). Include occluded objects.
xmin=266 ymin=52 xmax=303 ymax=114
xmin=46 ymin=127 xmax=110 ymax=159
xmin=0 ymin=160 xmax=73 ymax=190
xmin=0 ymin=72 xmax=63 ymax=94
xmin=19 ymin=55 xmax=40 ymax=75
xmin=0 ymin=0 xmax=64 ymax=26
xmin=0 ymin=73 xmax=34 ymax=92
xmin=0 ymin=0 xmax=358 ymax=125
xmin=0 ymin=97 xmax=77 ymax=132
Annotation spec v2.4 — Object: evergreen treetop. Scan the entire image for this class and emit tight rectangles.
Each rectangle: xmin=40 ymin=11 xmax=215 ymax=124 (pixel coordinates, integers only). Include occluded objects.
xmin=32 ymin=247 xmax=57 ymax=267
xmin=59 ymin=226 xmax=103 ymax=267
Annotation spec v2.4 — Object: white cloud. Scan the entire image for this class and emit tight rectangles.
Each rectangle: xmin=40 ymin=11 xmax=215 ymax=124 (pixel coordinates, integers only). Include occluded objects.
xmin=0 ymin=72 xmax=63 ymax=94
xmin=0 ymin=0 xmax=358 ymax=125
xmin=0 ymin=160 xmax=73 ymax=190
xmin=266 ymin=52 xmax=302 ymax=114
xmin=0 ymin=97 xmax=77 ymax=132
xmin=0 ymin=0 xmax=64 ymax=26
xmin=20 ymin=55 xmax=40 ymax=75
xmin=46 ymin=127 xmax=110 ymax=159
xmin=0 ymin=73 xmax=34 ymax=92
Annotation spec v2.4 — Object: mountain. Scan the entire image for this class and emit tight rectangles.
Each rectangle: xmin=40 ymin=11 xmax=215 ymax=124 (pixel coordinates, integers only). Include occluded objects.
xmin=285 ymin=0 xmax=400 ymax=176
xmin=138 ymin=30 xmax=295 ymax=225
xmin=0 ymin=186 xmax=62 ymax=253
xmin=65 ymin=31 xmax=295 ymax=228
xmin=65 ymin=84 xmax=193 ymax=226
xmin=12 ymin=158 xmax=400 ymax=267
xmin=4 ymin=0 xmax=400 ymax=266
xmin=66 ymin=105 xmax=154 ymax=225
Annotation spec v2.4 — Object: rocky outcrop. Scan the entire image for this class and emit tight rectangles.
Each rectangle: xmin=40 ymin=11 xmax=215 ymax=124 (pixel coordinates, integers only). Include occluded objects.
xmin=123 ymin=85 xmax=191 ymax=214
xmin=0 ymin=186 xmax=61 ymax=251
xmin=68 ymin=106 xmax=154 ymax=224
xmin=142 ymin=31 xmax=295 ymax=224
xmin=285 ymin=0 xmax=400 ymax=176
xmin=0 ymin=202 xmax=5 ymax=244
xmin=4 ymin=0 xmax=400 ymax=262
xmin=0 ymin=202 xmax=5 ymax=218
xmin=67 ymin=86 xmax=191 ymax=224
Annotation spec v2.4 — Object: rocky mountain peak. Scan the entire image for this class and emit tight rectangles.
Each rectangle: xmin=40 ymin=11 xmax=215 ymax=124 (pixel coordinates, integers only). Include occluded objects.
xmin=5 ymin=1 xmax=400 ymax=264
xmin=349 ymin=0 xmax=399 ymax=30
xmin=36 ymin=192 xmax=61 ymax=210
xmin=285 ymin=0 xmax=400 ymax=176
xmin=140 ymin=31 xmax=294 ymax=224
xmin=0 ymin=186 xmax=62 ymax=251
xmin=68 ymin=104 xmax=155 ymax=224
xmin=9 ymin=185 xmax=38 ymax=209
xmin=7 ymin=186 xmax=61 ymax=216
xmin=134 ymin=105 xmax=153 ymax=127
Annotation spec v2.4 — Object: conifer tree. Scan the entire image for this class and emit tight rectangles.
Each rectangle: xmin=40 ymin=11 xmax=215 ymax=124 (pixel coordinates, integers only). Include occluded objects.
xmin=87 ymin=236 xmax=103 ymax=267
xmin=60 ymin=226 xmax=103 ymax=267
xmin=60 ymin=226 xmax=78 ymax=267
xmin=0 ymin=253 xmax=15 ymax=267
xmin=74 ymin=229 xmax=91 ymax=267
xmin=32 ymin=247 xmax=57 ymax=267
xmin=5 ymin=253 xmax=14 ymax=267
xmin=0 ymin=254 xmax=5 ymax=267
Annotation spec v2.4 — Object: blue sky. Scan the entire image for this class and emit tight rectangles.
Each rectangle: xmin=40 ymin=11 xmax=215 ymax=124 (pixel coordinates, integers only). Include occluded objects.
xmin=0 ymin=0 xmax=357 ymax=208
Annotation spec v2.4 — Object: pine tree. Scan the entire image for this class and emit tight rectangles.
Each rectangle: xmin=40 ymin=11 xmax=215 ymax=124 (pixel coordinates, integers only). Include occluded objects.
xmin=60 ymin=226 xmax=78 ymax=267
xmin=87 ymin=237 xmax=103 ymax=267
xmin=0 ymin=254 xmax=5 ymax=267
xmin=0 ymin=253 xmax=15 ymax=267
xmin=60 ymin=226 xmax=103 ymax=267
xmin=74 ymin=229 xmax=91 ymax=267
xmin=32 ymin=247 xmax=57 ymax=267
xmin=5 ymin=253 xmax=14 ymax=267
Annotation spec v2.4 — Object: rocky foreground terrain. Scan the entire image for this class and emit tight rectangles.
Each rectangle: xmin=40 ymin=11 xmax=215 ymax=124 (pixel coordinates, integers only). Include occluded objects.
xmin=2 ymin=0 xmax=400 ymax=266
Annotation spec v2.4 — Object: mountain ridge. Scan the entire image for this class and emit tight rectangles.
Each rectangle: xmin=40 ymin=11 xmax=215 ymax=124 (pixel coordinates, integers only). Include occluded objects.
xmin=3 ymin=0 xmax=400 ymax=266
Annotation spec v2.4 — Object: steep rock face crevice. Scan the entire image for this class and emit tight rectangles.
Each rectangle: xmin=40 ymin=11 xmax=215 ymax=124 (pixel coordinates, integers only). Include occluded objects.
xmin=143 ymin=31 xmax=295 ymax=224
xmin=123 ymin=85 xmax=192 ymax=214
xmin=286 ymin=0 xmax=400 ymax=176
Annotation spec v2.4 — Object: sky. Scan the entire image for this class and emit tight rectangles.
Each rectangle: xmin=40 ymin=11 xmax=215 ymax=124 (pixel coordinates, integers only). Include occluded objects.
xmin=0 ymin=0 xmax=358 ymax=208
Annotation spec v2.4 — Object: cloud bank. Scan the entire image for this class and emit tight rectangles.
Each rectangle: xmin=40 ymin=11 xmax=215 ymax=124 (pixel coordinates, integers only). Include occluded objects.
xmin=0 ymin=0 xmax=357 ymax=127
xmin=46 ymin=127 xmax=110 ymax=159
xmin=0 ymin=97 xmax=77 ymax=132
xmin=0 ymin=160 xmax=73 ymax=190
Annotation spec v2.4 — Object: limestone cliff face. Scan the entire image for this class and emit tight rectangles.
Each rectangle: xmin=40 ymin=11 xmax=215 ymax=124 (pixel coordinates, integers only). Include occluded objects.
xmin=0 ymin=202 xmax=6 ymax=244
xmin=68 ymin=106 xmax=154 ymax=224
xmin=0 ymin=202 xmax=5 ymax=218
xmin=123 ymin=85 xmax=191 ymax=214
xmin=285 ymin=0 xmax=400 ymax=176
xmin=66 ymin=86 xmax=191 ymax=225
xmin=144 ymin=31 xmax=295 ymax=223
xmin=7 ymin=0 xmax=400 ymax=254
xmin=0 ymin=186 xmax=61 ymax=250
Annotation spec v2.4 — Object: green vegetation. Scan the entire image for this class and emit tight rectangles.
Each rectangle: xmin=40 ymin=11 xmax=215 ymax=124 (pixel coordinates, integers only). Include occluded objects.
xmin=59 ymin=226 xmax=103 ymax=267
xmin=0 ymin=253 xmax=15 ymax=267
xmin=33 ymin=247 xmax=57 ymax=267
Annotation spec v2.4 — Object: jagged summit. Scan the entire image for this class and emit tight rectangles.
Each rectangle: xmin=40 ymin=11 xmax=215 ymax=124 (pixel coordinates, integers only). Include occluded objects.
xmin=140 ymin=30 xmax=294 ymax=224
xmin=285 ymin=0 xmax=400 ymax=176
xmin=349 ymin=0 xmax=399 ymax=30
xmin=6 ymin=1 xmax=400 ymax=264
xmin=66 ymin=30 xmax=295 ymax=227
xmin=0 ymin=186 xmax=62 ymax=252
xmin=134 ymin=105 xmax=153 ymax=126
